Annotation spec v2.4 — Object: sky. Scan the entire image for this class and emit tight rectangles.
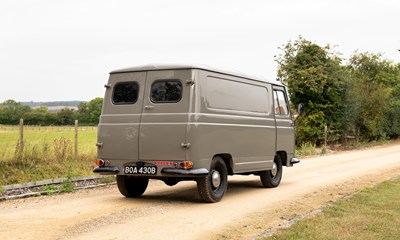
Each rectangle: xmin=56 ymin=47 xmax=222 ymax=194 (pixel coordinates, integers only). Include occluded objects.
xmin=1 ymin=0 xmax=399 ymax=102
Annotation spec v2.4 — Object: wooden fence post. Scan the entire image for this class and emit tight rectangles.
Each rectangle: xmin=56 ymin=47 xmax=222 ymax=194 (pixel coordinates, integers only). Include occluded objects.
xmin=19 ymin=119 xmax=24 ymax=154
xmin=74 ymin=120 xmax=78 ymax=158
xmin=324 ymin=125 xmax=328 ymax=146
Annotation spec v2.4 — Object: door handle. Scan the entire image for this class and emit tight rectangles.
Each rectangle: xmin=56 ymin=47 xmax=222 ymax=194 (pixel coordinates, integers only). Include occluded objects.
xmin=181 ymin=142 xmax=191 ymax=149
xmin=144 ymin=105 xmax=154 ymax=110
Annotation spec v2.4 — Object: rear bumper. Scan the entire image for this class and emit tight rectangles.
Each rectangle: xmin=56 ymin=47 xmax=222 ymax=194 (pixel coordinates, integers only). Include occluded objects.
xmin=93 ymin=166 xmax=120 ymax=174
xmin=93 ymin=166 xmax=209 ymax=176
xmin=161 ymin=168 xmax=209 ymax=176
xmin=287 ymin=157 xmax=300 ymax=167
xmin=290 ymin=157 xmax=300 ymax=164
xmin=289 ymin=158 xmax=300 ymax=166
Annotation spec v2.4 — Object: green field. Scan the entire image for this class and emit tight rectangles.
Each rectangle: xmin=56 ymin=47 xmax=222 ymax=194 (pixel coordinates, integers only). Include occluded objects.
xmin=0 ymin=125 xmax=98 ymax=185
xmin=267 ymin=178 xmax=400 ymax=240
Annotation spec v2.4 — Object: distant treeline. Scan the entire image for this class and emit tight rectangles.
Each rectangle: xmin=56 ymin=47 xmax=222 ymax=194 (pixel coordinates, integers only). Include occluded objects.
xmin=0 ymin=98 xmax=103 ymax=125
xmin=21 ymin=101 xmax=82 ymax=107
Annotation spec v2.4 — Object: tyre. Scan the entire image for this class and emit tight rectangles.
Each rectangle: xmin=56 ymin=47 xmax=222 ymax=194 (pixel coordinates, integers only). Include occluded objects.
xmin=116 ymin=175 xmax=149 ymax=198
xmin=197 ymin=156 xmax=228 ymax=203
xmin=260 ymin=155 xmax=283 ymax=188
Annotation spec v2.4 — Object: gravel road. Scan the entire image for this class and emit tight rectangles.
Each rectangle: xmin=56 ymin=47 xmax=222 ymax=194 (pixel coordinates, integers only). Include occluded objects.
xmin=1 ymin=144 xmax=400 ymax=240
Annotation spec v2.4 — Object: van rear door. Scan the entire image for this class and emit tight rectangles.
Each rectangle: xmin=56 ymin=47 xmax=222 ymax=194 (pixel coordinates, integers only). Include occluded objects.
xmin=98 ymin=72 xmax=146 ymax=161
xmin=139 ymin=70 xmax=191 ymax=161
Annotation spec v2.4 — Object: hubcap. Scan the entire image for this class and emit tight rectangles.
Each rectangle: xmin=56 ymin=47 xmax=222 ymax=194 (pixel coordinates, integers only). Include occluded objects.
xmin=211 ymin=170 xmax=221 ymax=189
xmin=271 ymin=162 xmax=277 ymax=177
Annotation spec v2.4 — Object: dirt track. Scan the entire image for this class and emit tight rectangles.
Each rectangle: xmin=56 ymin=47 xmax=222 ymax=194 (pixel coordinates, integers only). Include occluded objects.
xmin=1 ymin=144 xmax=400 ymax=240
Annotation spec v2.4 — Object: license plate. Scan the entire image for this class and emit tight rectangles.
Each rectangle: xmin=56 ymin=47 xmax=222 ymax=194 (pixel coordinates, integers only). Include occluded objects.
xmin=124 ymin=165 xmax=157 ymax=175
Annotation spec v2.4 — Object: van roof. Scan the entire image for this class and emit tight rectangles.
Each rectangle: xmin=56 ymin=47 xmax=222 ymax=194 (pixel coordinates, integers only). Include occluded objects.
xmin=110 ymin=64 xmax=281 ymax=85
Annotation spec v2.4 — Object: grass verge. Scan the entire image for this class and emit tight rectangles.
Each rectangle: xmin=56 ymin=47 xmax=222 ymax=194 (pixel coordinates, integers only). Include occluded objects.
xmin=267 ymin=177 xmax=400 ymax=240
xmin=0 ymin=126 xmax=97 ymax=186
xmin=296 ymin=139 xmax=395 ymax=158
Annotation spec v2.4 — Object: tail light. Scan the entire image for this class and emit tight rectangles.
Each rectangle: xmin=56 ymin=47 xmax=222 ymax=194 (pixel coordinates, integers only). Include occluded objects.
xmin=179 ymin=161 xmax=193 ymax=169
xmin=96 ymin=159 xmax=110 ymax=166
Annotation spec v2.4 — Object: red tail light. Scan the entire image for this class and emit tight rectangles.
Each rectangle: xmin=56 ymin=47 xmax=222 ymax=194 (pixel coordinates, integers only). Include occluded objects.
xmin=179 ymin=161 xmax=193 ymax=169
xmin=96 ymin=159 xmax=105 ymax=166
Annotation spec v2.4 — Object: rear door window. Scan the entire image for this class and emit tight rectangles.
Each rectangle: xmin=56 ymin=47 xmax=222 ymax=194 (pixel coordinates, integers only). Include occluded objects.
xmin=151 ymin=80 xmax=183 ymax=103
xmin=112 ymin=82 xmax=139 ymax=104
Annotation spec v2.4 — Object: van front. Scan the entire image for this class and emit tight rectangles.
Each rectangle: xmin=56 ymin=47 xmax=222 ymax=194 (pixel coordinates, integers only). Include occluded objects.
xmin=93 ymin=67 xmax=207 ymax=178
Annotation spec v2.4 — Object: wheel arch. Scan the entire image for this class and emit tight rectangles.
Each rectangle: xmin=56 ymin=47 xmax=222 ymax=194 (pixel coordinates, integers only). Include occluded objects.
xmin=276 ymin=151 xmax=287 ymax=166
xmin=213 ymin=153 xmax=233 ymax=175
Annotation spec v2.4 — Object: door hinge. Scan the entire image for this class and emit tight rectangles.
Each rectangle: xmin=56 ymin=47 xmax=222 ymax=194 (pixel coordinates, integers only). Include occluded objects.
xmin=186 ymin=79 xmax=195 ymax=85
xmin=181 ymin=142 xmax=191 ymax=149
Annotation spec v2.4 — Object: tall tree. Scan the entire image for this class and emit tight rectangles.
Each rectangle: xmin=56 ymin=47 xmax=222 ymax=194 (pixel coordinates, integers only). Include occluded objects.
xmin=348 ymin=52 xmax=400 ymax=140
xmin=87 ymin=97 xmax=103 ymax=124
xmin=275 ymin=37 xmax=347 ymax=144
xmin=76 ymin=98 xmax=103 ymax=125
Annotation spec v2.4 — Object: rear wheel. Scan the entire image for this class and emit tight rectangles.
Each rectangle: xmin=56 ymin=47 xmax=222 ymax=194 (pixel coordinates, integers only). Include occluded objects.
xmin=197 ymin=156 xmax=228 ymax=203
xmin=116 ymin=175 xmax=149 ymax=198
xmin=260 ymin=155 xmax=283 ymax=188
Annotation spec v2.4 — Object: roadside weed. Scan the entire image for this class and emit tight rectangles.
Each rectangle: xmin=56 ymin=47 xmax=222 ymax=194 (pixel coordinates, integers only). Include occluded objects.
xmin=296 ymin=142 xmax=316 ymax=157
xmin=42 ymin=184 xmax=57 ymax=195
xmin=60 ymin=168 xmax=74 ymax=193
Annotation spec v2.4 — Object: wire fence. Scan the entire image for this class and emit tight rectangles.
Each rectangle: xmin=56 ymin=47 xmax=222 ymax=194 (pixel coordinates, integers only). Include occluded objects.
xmin=0 ymin=124 xmax=97 ymax=132
xmin=0 ymin=119 xmax=97 ymax=161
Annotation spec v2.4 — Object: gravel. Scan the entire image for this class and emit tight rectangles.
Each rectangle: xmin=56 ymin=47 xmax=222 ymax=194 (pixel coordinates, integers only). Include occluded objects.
xmin=0 ymin=176 xmax=116 ymax=201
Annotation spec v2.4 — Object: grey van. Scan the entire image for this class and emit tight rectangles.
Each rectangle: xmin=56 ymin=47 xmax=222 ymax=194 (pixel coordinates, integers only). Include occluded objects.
xmin=93 ymin=64 xmax=299 ymax=202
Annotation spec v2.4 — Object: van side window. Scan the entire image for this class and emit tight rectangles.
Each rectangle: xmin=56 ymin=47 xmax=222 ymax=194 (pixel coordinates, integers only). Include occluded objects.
xmin=206 ymin=77 xmax=270 ymax=114
xmin=151 ymin=80 xmax=182 ymax=103
xmin=274 ymin=90 xmax=289 ymax=115
xmin=112 ymin=82 xmax=139 ymax=104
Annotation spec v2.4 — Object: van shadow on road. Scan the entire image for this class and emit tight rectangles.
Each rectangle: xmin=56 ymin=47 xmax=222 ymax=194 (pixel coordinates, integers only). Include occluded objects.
xmin=122 ymin=177 xmax=277 ymax=204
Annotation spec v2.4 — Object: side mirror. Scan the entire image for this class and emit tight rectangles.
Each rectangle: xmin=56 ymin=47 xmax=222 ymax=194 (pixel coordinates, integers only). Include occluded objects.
xmin=297 ymin=103 xmax=304 ymax=114
xmin=293 ymin=103 xmax=304 ymax=126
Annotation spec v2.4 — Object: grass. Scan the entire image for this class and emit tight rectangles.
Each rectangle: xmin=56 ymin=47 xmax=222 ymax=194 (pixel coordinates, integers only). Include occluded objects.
xmin=0 ymin=125 xmax=97 ymax=160
xmin=42 ymin=184 xmax=57 ymax=195
xmin=296 ymin=142 xmax=317 ymax=157
xmin=296 ymin=139 xmax=395 ymax=158
xmin=0 ymin=125 xmax=97 ymax=186
xmin=267 ymin=177 xmax=400 ymax=240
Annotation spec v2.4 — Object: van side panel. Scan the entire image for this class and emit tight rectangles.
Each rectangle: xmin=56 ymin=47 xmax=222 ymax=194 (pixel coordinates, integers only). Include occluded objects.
xmin=187 ymin=70 xmax=276 ymax=173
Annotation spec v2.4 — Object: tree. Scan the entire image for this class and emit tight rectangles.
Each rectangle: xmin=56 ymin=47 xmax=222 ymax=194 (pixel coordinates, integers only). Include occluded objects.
xmin=0 ymin=98 xmax=104 ymax=126
xmin=77 ymin=98 xmax=103 ymax=125
xmin=56 ymin=108 xmax=76 ymax=125
xmin=77 ymin=102 xmax=91 ymax=124
xmin=87 ymin=97 xmax=103 ymax=124
xmin=0 ymin=100 xmax=32 ymax=124
xmin=24 ymin=106 xmax=49 ymax=125
xmin=275 ymin=37 xmax=348 ymax=145
xmin=348 ymin=52 xmax=400 ymax=140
